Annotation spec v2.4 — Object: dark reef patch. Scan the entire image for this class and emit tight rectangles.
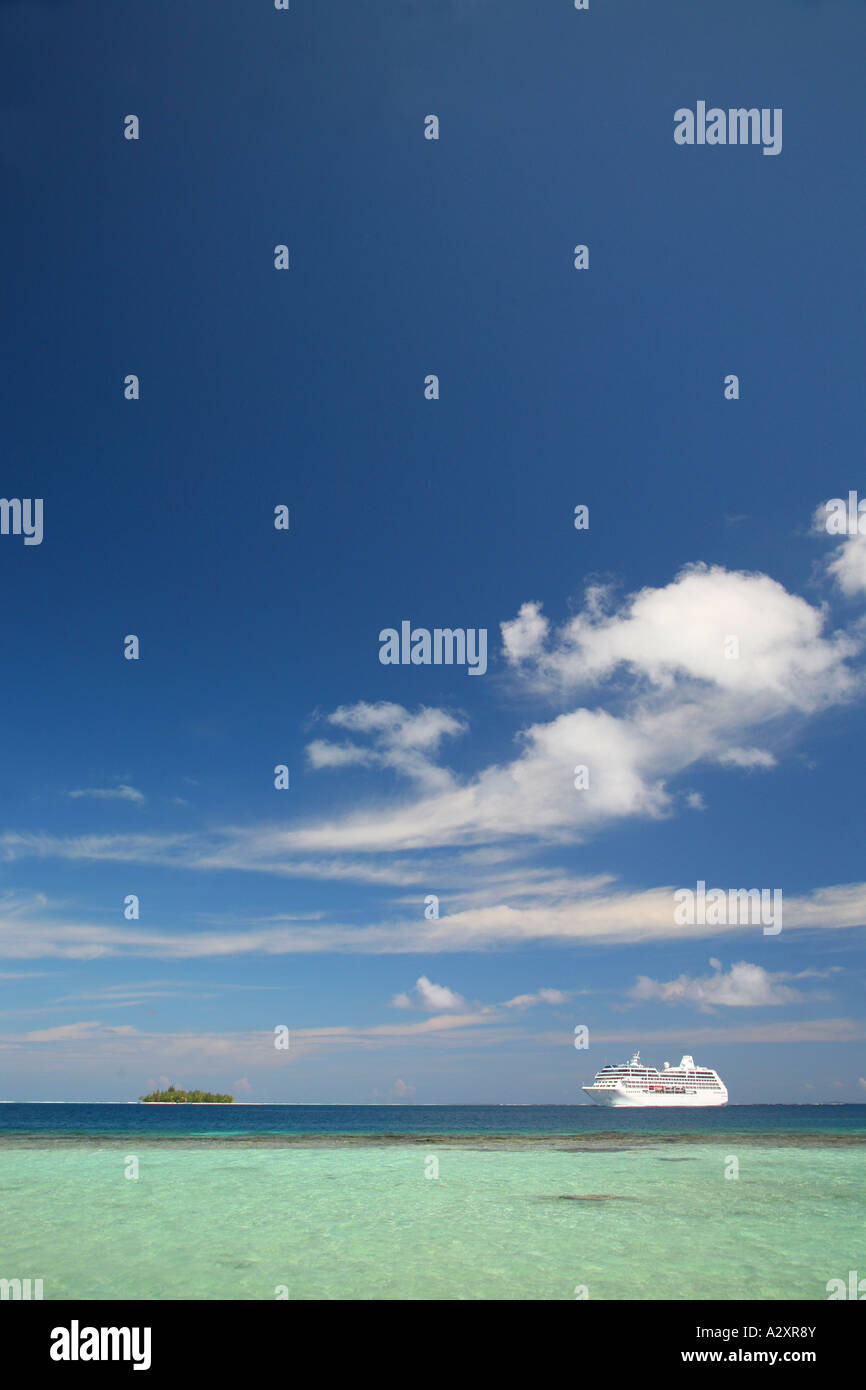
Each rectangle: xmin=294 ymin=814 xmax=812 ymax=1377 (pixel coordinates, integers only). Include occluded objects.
xmin=549 ymin=1194 xmax=639 ymax=1202
xmin=0 ymin=1130 xmax=863 ymax=1152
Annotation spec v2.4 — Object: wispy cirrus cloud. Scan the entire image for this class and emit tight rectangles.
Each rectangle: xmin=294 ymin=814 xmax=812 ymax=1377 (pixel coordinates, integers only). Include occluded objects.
xmin=0 ymin=879 xmax=863 ymax=962
xmin=4 ymin=1017 xmax=864 ymax=1080
xmin=503 ymin=988 xmax=568 ymax=1010
xmin=22 ymin=1020 xmax=139 ymax=1042
xmin=66 ymin=784 xmax=145 ymax=805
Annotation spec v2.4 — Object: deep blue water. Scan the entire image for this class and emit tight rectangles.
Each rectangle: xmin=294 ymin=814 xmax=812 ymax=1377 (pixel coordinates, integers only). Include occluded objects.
xmin=1 ymin=1102 xmax=865 ymax=1138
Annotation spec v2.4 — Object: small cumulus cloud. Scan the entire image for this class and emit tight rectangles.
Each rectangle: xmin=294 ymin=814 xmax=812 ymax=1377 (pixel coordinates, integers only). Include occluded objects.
xmin=391 ymin=976 xmax=467 ymax=1012
xmin=306 ymin=702 xmax=467 ymax=793
xmin=828 ymin=534 xmax=866 ymax=597
xmin=813 ymin=499 xmax=866 ymax=597
xmin=501 ymin=601 xmax=550 ymax=664
xmin=629 ymin=961 xmax=805 ymax=1011
xmin=717 ymin=748 xmax=777 ymax=770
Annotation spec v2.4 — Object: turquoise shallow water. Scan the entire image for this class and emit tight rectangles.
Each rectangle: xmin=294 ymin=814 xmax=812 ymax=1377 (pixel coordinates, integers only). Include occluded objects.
xmin=2 ymin=1139 xmax=863 ymax=1300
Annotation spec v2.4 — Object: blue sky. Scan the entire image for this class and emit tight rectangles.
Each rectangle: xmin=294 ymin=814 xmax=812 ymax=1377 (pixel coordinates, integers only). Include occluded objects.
xmin=1 ymin=0 xmax=865 ymax=1103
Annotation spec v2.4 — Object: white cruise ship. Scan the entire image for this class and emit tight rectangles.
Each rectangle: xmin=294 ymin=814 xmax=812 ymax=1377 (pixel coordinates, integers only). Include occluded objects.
xmin=582 ymin=1051 xmax=728 ymax=1107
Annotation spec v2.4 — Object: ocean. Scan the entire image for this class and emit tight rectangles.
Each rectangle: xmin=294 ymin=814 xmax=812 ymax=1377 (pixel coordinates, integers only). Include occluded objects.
xmin=2 ymin=1104 xmax=864 ymax=1300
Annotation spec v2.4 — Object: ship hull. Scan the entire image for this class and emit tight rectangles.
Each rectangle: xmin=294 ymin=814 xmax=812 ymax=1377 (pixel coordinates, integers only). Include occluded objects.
xmin=582 ymin=1085 xmax=728 ymax=1108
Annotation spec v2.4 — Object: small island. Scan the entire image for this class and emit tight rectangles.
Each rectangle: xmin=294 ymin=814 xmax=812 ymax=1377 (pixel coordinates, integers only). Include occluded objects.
xmin=139 ymin=1085 xmax=234 ymax=1104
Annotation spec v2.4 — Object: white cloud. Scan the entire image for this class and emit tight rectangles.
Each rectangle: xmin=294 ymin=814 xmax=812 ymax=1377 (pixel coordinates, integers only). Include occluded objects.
xmin=501 ymin=601 xmax=550 ymax=663
xmin=717 ymin=748 xmax=777 ymax=769
xmin=305 ymin=741 xmax=375 ymax=770
xmin=271 ymin=563 xmax=859 ymax=856
xmin=828 ymin=534 xmax=866 ymax=597
xmin=503 ymin=988 xmax=568 ymax=1009
xmin=22 ymin=1021 xmax=139 ymax=1042
xmin=501 ymin=564 xmax=856 ymax=706
xmin=24 ymin=1021 xmax=102 ymax=1041
xmin=67 ymin=785 xmax=145 ymax=804
xmin=813 ymin=499 xmax=866 ymax=597
xmin=306 ymin=702 xmax=467 ymax=792
xmin=629 ymin=961 xmax=805 ymax=1010
xmin=392 ymin=976 xmax=467 ymax=1011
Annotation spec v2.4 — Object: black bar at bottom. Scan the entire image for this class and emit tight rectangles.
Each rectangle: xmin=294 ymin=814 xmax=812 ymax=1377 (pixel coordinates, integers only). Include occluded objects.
xmin=6 ymin=1298 xmax=857 ymax=1375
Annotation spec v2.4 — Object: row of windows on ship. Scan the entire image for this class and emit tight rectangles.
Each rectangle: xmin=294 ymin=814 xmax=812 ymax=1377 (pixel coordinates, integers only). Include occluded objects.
xmin=598 ymin=1076 xmax=721 ymax=1086
xmin=600 ymin=1069 xmax=716 ymax=1077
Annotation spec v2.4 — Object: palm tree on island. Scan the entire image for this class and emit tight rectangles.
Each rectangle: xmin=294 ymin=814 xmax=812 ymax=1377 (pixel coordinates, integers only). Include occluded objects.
xmin=139 ymin=1084 xmax=234 ymax=1104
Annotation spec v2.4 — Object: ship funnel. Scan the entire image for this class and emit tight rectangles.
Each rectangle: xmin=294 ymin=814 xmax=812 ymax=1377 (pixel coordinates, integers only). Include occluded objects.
xmin=680 ymin=1055 xmax=695 ymax=1069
